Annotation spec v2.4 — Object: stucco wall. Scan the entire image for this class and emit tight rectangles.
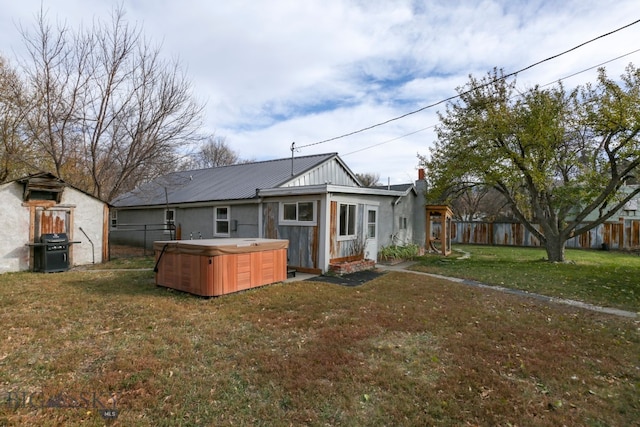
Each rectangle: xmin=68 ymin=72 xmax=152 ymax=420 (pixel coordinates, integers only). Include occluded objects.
xmin=0 ymin=182 xmax=31 ymax=273
xmin=61 ymin=187 xmax=106 ymax=266
xmin=330 ymin=192 xmax=418 ymax=250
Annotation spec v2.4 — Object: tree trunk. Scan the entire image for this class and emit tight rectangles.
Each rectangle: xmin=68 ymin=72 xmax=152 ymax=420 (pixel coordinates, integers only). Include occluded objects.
xmin=544 ymin=234 xmax=565 ymax=262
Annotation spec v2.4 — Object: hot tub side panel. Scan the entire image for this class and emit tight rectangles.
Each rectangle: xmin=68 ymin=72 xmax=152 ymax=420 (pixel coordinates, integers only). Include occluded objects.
xmin=155 ymin=246 xmax=287 ymax=297
xmin=212 ymin=249 xmax=287 ymax=296
xmin=155 ymin=251 xmax=214 ymax=296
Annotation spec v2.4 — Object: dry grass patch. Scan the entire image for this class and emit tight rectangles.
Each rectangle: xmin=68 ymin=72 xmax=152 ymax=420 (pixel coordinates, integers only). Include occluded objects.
xmin=0 ymin=269 xmax=638 ymax=426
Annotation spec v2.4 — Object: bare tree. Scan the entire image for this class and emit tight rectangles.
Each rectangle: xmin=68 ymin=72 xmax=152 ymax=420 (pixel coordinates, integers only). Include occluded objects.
xmin=178 ymin=135 xmax=255 ymax=170
xmin=0 ymin=55 xmax=32 ymax=182
xmin=19 ymin=6 xmax=203 ymax=201
xmin=449 ymin=185 xmax=512 ymax=221
xmin=188 ymin=135 xmax=241 ymax=169
xmin=356 ymin=172 xmax=381 ymax=187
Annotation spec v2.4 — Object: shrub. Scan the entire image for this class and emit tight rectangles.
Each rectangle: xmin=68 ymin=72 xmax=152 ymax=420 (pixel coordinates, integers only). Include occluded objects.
xmin=379 ymin=244 xmax=420 ymax=261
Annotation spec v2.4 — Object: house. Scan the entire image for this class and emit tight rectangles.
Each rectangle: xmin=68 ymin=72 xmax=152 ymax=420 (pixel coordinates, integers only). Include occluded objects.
xmin=111 ymin=153 xmax=426 ymax=274
xmin=0 ymin=172 xmax=109 ymax=274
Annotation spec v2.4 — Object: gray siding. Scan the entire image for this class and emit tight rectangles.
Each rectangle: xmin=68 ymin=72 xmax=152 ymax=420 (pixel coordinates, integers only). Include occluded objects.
xmin=329 ymin=191 xmax=418 ymax=260
xmin=111 ymin=203 xmax=261 ymax=249
xmin=232 ymin=204 xmax=260 ymax=237
xmin=110 ymin=208 xmax=170 ymax=249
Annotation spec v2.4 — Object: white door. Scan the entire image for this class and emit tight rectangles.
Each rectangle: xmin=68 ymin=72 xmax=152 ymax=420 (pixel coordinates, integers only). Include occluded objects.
xmin=363 ymin=206 xmax=378 ymax=261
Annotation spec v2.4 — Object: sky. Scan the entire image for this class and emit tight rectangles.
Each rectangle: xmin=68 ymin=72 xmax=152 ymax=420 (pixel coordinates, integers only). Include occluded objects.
xmin=1 ymin=0 xmax=640 ymax=185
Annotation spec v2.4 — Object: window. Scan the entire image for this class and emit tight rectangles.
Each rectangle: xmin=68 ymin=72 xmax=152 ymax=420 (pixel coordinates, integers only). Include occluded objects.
xmin=214 ymin=206 xmax=230 ymax=236
xmin=280 ymin=201 xmax=316 ymax=225
xmin=339 ymin=203 xmax=356 ymax=238
xmin=367 ymin=209 xmax=376 ymax=238
xmin=399 ymin=216 xmax=408 ymax=230
xmin=110 ymin=210 xmax=117 ymax=229
xmin=164 ymin=209 xmax=175 ymax=233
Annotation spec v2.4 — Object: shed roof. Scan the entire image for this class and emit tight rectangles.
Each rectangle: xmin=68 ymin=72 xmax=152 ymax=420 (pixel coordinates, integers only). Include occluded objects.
xmin=112 ymin=153 xmax=343 ymax=207
xmin=10 ymin=172 xmax=108 ymax=205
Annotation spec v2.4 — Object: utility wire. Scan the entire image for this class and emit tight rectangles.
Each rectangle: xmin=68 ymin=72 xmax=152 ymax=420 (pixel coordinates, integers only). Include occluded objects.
xmin=341 ymin=46 xmax=640 ymax=157
xmin=541 ymin=47 xmax=640 ymax=88
xmin=296 ymin=17 xmax=640 ymax=150
xmin=342 ymin=125 xmax=435 ymax=156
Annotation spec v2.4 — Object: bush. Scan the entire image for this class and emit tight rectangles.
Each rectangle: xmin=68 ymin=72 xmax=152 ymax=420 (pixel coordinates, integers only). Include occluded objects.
xmin=379 ymin=244 xmax=420 ymax=261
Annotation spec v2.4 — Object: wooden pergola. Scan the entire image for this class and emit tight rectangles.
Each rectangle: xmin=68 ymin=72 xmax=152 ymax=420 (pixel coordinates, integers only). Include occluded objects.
xmin=425 ymin=205 xmax=454 ymax=256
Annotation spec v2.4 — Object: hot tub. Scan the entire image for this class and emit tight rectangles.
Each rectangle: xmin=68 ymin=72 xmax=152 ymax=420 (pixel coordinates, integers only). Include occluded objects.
xmin=153 ymin=238 xmax=289 ymax=297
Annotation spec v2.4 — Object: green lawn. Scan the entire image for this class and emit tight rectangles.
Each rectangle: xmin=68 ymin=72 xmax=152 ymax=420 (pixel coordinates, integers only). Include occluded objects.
xmin=0 ymin=263 xmax=638 ymax=426
xmin=412 ymin=245 xmax=640 ymax=313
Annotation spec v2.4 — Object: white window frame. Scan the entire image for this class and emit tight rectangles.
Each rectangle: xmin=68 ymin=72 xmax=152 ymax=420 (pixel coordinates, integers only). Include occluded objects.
xmin=214 ymin=206 xmax=230 ymax=237
xmin=338 ymin=202 xmax=357 ymax=241
xmin=164 ymin=209 xmax=175 ymax=234
xmin=279 ymin=200 xmax=317 ymax=226
xmin=399 ymin=216 xmax=408 ymax=230
xmin=366 ymin=209 xmax=377 ymax=239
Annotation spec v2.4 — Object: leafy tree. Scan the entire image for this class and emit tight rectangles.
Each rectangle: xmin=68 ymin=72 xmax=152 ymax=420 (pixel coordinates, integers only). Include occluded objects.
xmin=419 ymin=66 xmax=640 ymax=262
xmin=356 ymin=172 xmax=381 ymax=187
xmin=18 ymin=6 xmax=203 ymax=201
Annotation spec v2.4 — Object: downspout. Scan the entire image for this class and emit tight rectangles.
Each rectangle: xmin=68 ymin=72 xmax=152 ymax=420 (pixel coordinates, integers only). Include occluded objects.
xmin=392 ymin=196 xmax=402 ymax=244
xmin=320 ymin=192 xmax=331 ymax=273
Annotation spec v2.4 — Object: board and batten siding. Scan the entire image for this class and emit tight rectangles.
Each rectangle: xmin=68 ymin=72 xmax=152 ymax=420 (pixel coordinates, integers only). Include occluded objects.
xmin=262 ymin=201 xmax=320 ymax=273
xmin=284 ymin=159 xmax=358 ymax=187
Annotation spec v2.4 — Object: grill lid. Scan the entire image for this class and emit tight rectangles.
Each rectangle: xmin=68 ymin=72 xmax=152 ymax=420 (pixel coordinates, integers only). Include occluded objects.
xmin=41 ymin=233 xmax=69 ymax=244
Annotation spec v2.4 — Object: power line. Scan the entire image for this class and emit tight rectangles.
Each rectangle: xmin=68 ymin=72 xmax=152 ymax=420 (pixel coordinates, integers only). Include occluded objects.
xmin=341 ymin=46 xmax=640 ymax=157
xmin=541 ymin=47 xmax=640 ymax=88
xmin=296 ymin=17 xmax=640 ymax=150
xmin=342 ymin=125 xmax=435 ymax=156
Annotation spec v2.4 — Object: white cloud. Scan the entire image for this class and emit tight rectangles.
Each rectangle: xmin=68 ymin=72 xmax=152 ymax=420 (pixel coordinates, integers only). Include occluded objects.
xmin=2 ymin=0 xmax=640 ymax=184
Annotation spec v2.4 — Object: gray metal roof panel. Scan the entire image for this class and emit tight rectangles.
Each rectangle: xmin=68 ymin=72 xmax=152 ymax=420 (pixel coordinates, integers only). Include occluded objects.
xmin=112 ymin=153 xmax=337 ymax=207
xmin=372 ymin=183 xmax=414 ymax=192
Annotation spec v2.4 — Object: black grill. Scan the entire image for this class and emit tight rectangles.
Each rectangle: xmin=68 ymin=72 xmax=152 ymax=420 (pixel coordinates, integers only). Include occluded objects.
xmin=35 ymin=233 xmax=70 ymax=272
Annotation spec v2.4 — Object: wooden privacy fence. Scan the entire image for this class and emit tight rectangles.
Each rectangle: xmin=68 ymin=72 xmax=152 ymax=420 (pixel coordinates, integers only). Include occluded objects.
xmin=441 ymin=219 xmax=640 ymax=250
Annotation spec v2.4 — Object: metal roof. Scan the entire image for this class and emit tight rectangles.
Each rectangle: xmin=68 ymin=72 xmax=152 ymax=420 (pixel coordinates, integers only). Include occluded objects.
xmin=112 ymin=153 xmax=339 ymax=207
xmin=372 ymin=183 xmax=414 ymax=192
